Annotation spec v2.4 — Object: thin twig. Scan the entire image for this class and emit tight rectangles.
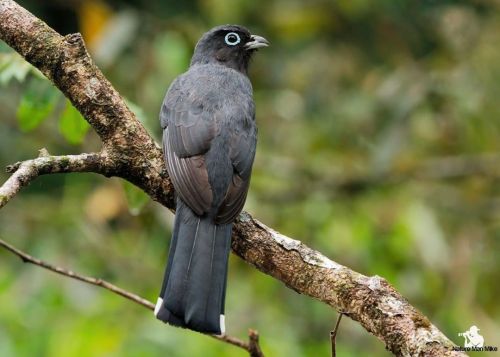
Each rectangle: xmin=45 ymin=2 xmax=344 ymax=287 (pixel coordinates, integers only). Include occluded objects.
xmin=0 ymin=237 xmax=153 ymax=307
xmin=330 ymin=313 xmax=343 ymax=357
xmin=0 ymin=237 xmax=258 ymax=353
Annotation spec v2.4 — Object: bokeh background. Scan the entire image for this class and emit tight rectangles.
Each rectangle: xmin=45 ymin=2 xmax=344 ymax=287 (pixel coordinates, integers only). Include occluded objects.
xmin=1 ymin=0 xmax=499 ymax=356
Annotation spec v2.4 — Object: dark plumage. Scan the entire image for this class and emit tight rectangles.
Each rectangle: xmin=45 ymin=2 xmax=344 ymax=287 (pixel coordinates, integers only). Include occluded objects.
xmin=155 ymin=25 xmax=268 ymax=334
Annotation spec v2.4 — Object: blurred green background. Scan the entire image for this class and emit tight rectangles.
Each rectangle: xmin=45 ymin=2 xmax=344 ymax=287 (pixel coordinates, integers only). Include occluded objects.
xmin=1 ymin=0 xmax=499 ymax=356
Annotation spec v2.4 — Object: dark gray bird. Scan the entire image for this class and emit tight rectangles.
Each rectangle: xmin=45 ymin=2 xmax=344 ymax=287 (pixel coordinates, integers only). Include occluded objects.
xmin=155 ymin=25 xmax=268 ymax=334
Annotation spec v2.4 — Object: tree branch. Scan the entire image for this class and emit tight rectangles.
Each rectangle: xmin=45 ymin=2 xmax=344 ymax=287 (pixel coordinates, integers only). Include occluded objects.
xmin=0 ymin=151 xmax=107 ymax=208
xmin=0 ymin=1 xmax=465 ymax=356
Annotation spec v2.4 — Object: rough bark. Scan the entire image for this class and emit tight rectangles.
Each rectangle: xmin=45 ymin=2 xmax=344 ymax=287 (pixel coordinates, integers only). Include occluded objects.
xmin=0 ymin=1 xmax=465 ymax=356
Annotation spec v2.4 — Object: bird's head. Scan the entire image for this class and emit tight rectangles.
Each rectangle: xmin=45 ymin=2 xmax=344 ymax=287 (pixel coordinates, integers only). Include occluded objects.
xmin=190 ymin=25 xmax=269 ymax=74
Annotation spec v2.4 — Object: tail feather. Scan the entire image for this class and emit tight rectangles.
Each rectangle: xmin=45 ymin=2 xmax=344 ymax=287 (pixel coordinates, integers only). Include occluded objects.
xmin=219 ymin=227 xmax=231 ymax=314
xmin=155 ymin=199 xmax=232 ymax=334
xmin=158 ymin=205 xmax=182 ymax=299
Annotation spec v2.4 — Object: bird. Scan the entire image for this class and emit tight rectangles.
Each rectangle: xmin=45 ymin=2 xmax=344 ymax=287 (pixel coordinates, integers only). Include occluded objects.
xmin=154 ymin=25 xmax=268 ymax=335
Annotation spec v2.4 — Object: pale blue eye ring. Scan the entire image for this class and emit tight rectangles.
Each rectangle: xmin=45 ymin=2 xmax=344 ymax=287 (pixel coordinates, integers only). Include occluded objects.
xmin=225 ymin=32 xmax=241 ymax=46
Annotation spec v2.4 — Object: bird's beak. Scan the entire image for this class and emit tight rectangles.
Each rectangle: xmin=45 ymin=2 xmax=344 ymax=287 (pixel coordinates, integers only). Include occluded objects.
xmin=245 ymin=35 xmax=270 ymax=50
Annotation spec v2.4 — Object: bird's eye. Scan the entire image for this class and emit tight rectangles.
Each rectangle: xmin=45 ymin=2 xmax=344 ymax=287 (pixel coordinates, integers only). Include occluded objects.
xmin=224 ymin=32 xmax=241 ymax=46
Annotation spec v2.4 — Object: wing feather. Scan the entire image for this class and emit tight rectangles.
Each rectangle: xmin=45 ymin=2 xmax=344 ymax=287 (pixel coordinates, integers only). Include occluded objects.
xmin=164 ymin=129 xmax=212 ymax=215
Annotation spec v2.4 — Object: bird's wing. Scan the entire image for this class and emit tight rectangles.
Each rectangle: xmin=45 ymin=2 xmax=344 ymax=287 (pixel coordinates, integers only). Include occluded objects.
xmin=161 ymin=79 xmax=217 ymax=216
xmin=215 ymin=109 xmax=257 ymax=224
xmin=164 ymin=128 xmax=213 ymax=216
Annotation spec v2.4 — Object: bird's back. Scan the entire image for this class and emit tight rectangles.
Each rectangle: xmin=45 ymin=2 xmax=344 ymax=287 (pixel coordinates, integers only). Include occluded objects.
xmin=161 ymin=64 xmax=254 ymax=128
xmin=160 ymin=63 xmax=257 ymax=220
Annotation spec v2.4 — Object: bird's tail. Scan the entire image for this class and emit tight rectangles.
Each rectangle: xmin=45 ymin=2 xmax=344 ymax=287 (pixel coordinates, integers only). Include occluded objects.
xmin=155 ymin=200 xmax=232 ymax=335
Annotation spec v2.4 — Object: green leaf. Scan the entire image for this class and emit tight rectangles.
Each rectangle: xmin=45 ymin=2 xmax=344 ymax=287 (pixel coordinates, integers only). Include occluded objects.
xmin=59 ymin=99 xmax=90 ymax=144
xmin=16 ymin=79 xmax=60 ymax=131
xmin=122 ymin=181 xmax=149 ymax=216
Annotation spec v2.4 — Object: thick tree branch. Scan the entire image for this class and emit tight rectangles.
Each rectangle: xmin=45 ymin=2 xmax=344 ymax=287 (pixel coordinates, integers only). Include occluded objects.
xmin=0 ymin=237 xmax=260 ymax=353
xmin=232 ymin=217 xmax=464 ymax=356
xmin=0 ymin=1 xmax=466 ymax=356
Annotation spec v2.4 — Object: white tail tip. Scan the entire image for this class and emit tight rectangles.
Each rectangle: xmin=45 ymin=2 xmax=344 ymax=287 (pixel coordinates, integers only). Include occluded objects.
xmin=220 ymin=315 xmax=226 ymax=335
xmin=154 ymin=297 xmax=163 ymax=317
